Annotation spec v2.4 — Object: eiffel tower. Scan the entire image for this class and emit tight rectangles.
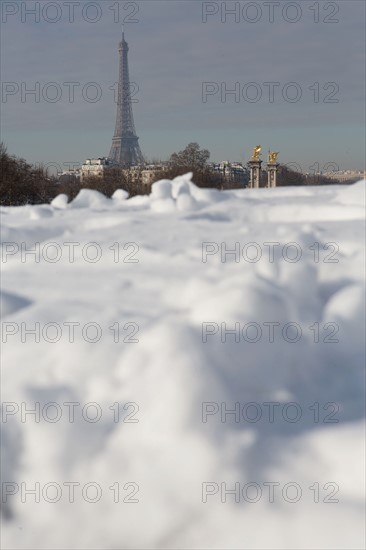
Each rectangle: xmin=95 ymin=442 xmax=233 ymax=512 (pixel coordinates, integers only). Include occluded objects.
xmin=109 ymin=29 xmax=144 ymax=166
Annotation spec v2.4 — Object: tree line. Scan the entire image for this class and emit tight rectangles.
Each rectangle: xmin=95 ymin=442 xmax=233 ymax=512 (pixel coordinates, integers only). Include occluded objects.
xmin=0 ymin=142 xmax=338 ymax=207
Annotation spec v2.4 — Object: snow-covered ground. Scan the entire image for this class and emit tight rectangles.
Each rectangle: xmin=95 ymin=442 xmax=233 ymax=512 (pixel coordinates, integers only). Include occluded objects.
xmin=1 ymin=175 xmax=365 ymax=549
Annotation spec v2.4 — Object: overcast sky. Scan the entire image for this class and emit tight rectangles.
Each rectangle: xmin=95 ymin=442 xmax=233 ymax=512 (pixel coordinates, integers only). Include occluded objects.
xmin=1 ymin=0 xmax=365 ymax=171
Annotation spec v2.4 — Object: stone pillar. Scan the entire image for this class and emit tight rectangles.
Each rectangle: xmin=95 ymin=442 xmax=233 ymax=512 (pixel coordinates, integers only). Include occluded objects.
xmin=266 ymin=162 xmax=279 ymax=188
xmin=248 ymin=160 xmax=262 ymax=188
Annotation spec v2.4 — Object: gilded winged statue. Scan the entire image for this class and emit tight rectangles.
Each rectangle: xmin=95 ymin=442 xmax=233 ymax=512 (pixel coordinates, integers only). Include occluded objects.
xmin=251 ymin=146 xmax=261 ymax=161
xmin=268 ymin=151 xmax=279 ymax=163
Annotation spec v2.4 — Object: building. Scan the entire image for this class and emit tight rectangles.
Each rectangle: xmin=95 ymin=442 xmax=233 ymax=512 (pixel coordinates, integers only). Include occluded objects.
xmin=140 ymin=164 xmax=164 ymax=187
xmin=122 ymin=164 xmax=165 ymax=189
xmin=58 ymin=169 xmax=81 ymax=184
xmin=210 ymin=161 xmax=249 ymax=185
xmin=79 ymin=158 xmax=164 ymax=190
xmin=320 ymin=170 xmax=365 ymax=183
xmin=81 ymin=158 xmax=117 ymax=182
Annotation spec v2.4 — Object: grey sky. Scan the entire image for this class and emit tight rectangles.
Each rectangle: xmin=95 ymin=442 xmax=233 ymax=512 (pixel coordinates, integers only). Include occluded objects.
xmin=1 ymin=0 xmax=365 ymax=171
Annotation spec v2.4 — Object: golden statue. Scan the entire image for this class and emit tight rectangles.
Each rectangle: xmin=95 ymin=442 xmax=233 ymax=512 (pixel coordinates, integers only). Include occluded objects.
xmin=251 ymin=145 xmax=261 ymax=161
xmin=268 ymin=151 xmax=279 ymax=163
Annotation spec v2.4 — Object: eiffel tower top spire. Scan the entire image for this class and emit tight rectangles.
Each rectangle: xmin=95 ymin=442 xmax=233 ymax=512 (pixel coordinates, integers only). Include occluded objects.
xmin=109 ymin=28 xmax=144 ymax=166
xmin=120 ymin=24 xmax=127 ymax=49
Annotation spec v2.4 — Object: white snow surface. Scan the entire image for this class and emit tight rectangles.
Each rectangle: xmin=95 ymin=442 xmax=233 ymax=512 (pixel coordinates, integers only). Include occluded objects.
xmin=1 ymin=174 xmax=365 ymax=549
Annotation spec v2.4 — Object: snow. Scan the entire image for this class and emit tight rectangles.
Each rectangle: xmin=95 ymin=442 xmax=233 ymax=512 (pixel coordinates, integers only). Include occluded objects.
xmin=112 ymin=188 xmax=129 ymax=201
xmin=0 ymin=291 xmax=32 ymax=318
xmin=70 ymin=188 xmax=111 ymax=210
xmin=50 ymin=194 xmax=68 ymax=209
xmin=1 ymin=175 xmax=365 ymax=549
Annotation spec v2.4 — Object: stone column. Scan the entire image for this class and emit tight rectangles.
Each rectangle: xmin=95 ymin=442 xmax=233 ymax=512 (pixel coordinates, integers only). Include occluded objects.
xmin=266 ymin=162 xmax=279 ymax=188
xmin=248 ymin=160 xmax=262 ymax=188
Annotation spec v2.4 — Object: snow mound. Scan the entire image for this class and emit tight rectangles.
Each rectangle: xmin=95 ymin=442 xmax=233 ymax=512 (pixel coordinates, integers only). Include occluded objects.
xmin=70 ymin=189 xmax=111 ymax=209
xmin=51 ymin=194 xmax=69 ymax=209
xmin=112 ymin=189 xmax=129 ymax=201
xmin=149 ymin=173 xmax=224 ymax=212
xmin=334 ymin=179 xmax=365 ymax=205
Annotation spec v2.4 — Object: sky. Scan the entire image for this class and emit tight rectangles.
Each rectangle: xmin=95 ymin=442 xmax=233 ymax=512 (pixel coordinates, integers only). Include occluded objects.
xmin=1 ymin=0 xmax=365 ymax=172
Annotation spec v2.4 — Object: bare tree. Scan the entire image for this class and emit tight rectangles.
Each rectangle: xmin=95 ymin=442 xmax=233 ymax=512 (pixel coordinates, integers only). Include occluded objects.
xmin=154 ymin=142 xmax=221 ymax=189
xmin=169 ymin=142 xmax=210 ymax=170
xmin=0 ymin=142 xmax=52 ymax=205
